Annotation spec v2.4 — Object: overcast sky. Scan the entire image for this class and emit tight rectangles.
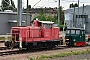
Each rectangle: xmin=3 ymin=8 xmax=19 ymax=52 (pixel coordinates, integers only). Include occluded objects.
xmin=0 ymin=0 xmax=90 ymax=10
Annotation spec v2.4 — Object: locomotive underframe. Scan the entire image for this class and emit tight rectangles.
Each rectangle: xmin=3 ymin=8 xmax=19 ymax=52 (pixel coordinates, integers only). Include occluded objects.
xmin=5 ymin=40 xmax=61 ymax=49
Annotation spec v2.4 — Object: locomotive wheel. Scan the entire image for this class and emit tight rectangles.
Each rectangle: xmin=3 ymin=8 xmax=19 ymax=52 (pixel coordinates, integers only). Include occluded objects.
xmin=4 ymin=41 xmax=11 ymax=48
xmin=19 ymin=47 xmax=23 ymax=50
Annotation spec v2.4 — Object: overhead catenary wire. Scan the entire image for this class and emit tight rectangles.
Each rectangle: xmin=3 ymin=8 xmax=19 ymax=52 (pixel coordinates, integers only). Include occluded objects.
xmin=53 ymin=0 xmax=90 ymax=3
xmin=32 ymin=0 xmax=41 ymax=8
xmin=62 ymin=0 xmax=90 ymax=3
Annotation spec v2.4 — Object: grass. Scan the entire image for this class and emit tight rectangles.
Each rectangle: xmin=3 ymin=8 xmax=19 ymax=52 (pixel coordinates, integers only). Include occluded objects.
xmin=0 ymin=37 xmax=10 ymax=40
xmin=0 ymin=37 xmax=5 ymax=40
xmin=28 ymin=49 xmax=90 ymax=60
xmin=30 ymin=58 xmax=34 ymax=60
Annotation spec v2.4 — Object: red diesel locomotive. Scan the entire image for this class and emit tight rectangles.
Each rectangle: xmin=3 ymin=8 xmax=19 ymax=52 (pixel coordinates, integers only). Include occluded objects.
xmin=5 ymin=20 xmax=60 ymax=49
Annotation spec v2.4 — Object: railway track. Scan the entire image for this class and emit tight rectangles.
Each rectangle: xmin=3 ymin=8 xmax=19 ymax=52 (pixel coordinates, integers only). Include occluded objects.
xmin=0 ymin=46 xmax=67 ymax=56
xmin=0 ymin=40 xmax=5 ymax=43
xmin=0 ymin=45 xmax=88 ymax=56
xmin=0 ymin=47 xmax=7 ymax=50
xmin=0 ymin=40 xmax=6 ymax=50
xmin=0 ymin=50 xmax=18 ymax=56
xmin=0 ymin=40 xmax=89 ymax=56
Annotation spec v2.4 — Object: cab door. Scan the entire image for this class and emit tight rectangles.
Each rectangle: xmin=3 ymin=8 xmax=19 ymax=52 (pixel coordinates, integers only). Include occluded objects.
xmin=43 ymin=24 xmax=52 ymax=38
xmin=75 ymin=30 xmax=81 ymax=42
xmin=81 ymin=30 xmax=85 ymax=42
xmin=70 ymin=30 xmax=76 ymax=46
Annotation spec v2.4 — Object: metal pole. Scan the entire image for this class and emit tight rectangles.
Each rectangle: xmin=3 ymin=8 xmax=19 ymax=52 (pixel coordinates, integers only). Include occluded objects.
xmin=27 ymin=0 xmax=28 ymax=8
xmin=17 ymin=0 xmax=22 ymax=49
xmin=17 ymin=0 xmax=22 ymax=26
xmin=72 ymin=6 xmax=75 ymax=27
xmin=82 ymin=4 xmax=84 ymax=29
xmin=26 ymin=0 xmax=29 ymax=26
xmin=58 ymin=0 xmax=60 ymax=27
xmin=77 ymin=0 xmax=79 ymax=28
xmin=78 ymin=0 xmax=79 ymax=15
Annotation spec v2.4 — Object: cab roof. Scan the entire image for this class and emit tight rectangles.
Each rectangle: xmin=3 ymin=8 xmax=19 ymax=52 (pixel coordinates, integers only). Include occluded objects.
xmin=67 ymin=28 xmax=85 ymax=30
xmin=39 ymin=21 xmax=54 ymax=24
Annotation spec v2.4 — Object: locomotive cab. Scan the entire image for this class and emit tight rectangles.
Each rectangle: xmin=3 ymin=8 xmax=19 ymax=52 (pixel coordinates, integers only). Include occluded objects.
xmin=65 ymin=28 xmax=86 ymax=46
xmin=33 ymin=20 xmax=53 ymax=28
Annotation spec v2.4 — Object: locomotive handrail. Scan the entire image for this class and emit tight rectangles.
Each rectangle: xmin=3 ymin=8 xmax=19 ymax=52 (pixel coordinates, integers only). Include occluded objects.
xmin=26 ymin=30 xmax=33 ymax=44
xmin=52 ymin=28 xmax=54 ymax=40
xmin=5 ymin=33 xmax=11 ymax=41
xmin=10 ymin=29 xmax=20 ymax=41
xmin=11 ymin=29 xmax=22 ymax=48
xmin=26 ymin=30 xmax=29 ymax=44
xmin=11 ymin=33 xmax=20 ymax=42
xmin=39 ymin=29 xmax=42 ymax=41
xmin=11 ymin=33 xmax=22 ymax=48
xmin=9 ymin=32 xmax=22 ymax=49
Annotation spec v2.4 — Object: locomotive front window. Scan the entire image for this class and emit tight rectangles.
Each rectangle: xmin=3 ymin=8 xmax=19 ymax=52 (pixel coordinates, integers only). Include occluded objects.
xmin=76 ymin=30 xmax=80 ymax=34
xmin=71 ymin=30 xmax=75 ymax=34
xmin=66 ymin=30 xmax=70 ymax=34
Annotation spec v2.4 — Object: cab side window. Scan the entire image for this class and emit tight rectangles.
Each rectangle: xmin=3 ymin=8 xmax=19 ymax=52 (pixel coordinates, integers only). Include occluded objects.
xmin=71 ymin=30 xmax=75 ymax=34
xmin=76 ymin=30 xmax=80 ymax=34
xmin=45 ymin=24 xmax=52 ymax=29
xmin=66 ymin=30 xmax=70 ymax=34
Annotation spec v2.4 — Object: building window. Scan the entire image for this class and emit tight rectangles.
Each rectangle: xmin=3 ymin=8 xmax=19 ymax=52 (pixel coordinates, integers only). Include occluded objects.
xmin=76 ymin=15 xmax=88 ymax=18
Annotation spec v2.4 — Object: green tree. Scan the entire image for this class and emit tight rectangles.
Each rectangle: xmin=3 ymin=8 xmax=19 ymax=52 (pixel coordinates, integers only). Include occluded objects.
xmin=27 ymin=5 xmax=31 ymax=9
xmin=69 ymin=3 xmax=78 ymax=8
xmin=9 ymin=0 xmax=15 ymax=10
xmin=33 ymin=7 xmax=64 ymax=30
xmin=57 ymin=6 xmax=64 ymax=24
xmin=33 ymin=7 xmax=64 ymax=24
xmin=69 ymin=3 xmax=73 ymax=8
xmin=52 ymin=15 xmax=58 ymax=23
xmin=10 ymin=0 xmax=15 ymax=8
xmin=74 ymin=3 xmax=78 ymax=7
xmin=39 ymin=8 xmax=45 ymax=15
xmin=54 ymin=6 xmax=64 ymax=24
xmin=33 ymin=8 xmax=53 ymax=22
xmin=1 ymin=0 xmax=10 ymax=11
xmin=46 ymin=15 xmax=53 ymax=21
xmin=1 ymin=0 xmax=15 ymax=11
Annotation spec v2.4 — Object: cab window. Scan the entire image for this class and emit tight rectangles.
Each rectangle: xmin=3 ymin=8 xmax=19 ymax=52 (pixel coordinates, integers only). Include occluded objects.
xmin=66 ymin=30 xmax=70 ymax=34
xmin=71 ymin=30 xmax=75 ymax=34
xmin=76 ymin=30 xmax=80 ymax=34
xmin=45 ymin=24 xmax=52 ymax=29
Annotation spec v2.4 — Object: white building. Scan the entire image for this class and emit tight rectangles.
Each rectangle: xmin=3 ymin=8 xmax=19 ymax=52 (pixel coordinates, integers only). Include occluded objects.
xmin=64 ymin=5 xmax=90 ymax=34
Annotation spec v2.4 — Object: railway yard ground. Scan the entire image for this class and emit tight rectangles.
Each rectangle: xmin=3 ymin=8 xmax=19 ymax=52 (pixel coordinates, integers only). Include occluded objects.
xmin=47 ymin=54 xmax=90 ymax=60
xmin=0 ymin=46 xmax=90 ymax=60
xmin=0 ymin=41 xmax=5 ymax=47
xmin=0 ymin=41 xmax=90 ymax=60
xmin=0 ymin=32 xmax=90 ymax=60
